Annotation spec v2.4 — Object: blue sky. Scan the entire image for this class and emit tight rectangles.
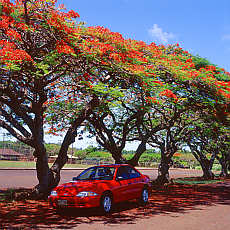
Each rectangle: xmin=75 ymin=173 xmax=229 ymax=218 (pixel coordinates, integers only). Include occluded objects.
xmin=59 ymin=0 xmax=230 ymax=72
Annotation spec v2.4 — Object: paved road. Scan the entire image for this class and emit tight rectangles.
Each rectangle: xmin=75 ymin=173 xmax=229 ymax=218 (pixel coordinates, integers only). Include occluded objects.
xmin=0 ymin=168 xmax=203 ymax=189
xmin=71 ymin=204 xmax=230 ymax=230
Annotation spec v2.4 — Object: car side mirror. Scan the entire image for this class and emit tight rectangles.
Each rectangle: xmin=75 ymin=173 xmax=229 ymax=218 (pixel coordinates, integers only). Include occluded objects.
xmin=72 ymin=177 xmax=78 ymax=181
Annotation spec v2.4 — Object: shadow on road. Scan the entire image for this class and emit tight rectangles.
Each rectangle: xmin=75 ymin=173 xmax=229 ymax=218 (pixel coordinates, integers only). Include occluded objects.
xmin=1 ymin=181 xmax=230 ymax=229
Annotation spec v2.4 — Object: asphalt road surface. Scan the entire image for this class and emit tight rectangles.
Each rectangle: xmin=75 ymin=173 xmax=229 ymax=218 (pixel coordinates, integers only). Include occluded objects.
xmin=0 ymin=168 xmax=203 ymax=189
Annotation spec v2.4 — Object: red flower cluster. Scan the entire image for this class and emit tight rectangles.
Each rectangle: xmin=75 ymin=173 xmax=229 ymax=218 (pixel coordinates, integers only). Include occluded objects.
xmin=160 ymin=89 xmax=178 ymax=102
xmin=0 ymin=40 xmax=33 ymax=64
xmin=1 ymin=0 xmax=230 ymax=108
xmin=6 ymin=28 xmax=21 ymax=40
xmin=0 ymin=0 xmax=14 ymax=15
xmin=67 ymin=10 xmax=80 ymax=18
xmin=56 ymin=41 xmax=75 ymax=54
xmin=0 ymin=15 xmax=11 ymax=29
xmin=146 ymin=96 xmax=158 ymax=104
xmin=174 ymin=153 xmax=181 ymax=157
xmin=152 ymin=80 xmax=163 ymax=86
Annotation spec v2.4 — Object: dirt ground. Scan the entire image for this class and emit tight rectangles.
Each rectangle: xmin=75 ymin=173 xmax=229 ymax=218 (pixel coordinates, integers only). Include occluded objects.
xmin=0 ymin=170 xmax=230 ymax=230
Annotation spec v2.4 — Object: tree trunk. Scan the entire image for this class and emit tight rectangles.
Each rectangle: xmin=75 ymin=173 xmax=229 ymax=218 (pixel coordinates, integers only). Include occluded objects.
xmin=220 ymin=163 xmax=228 ymax=177
xmin=156 ymin=150 xmax=176 ymax=185
xmin=156 ymin=145 xmax=177 ymax=185
xmin=200 ymin=160 xmax=214 ymax=179
xmin=32 ymin=144 xmax=52 ymax=198
xmin=32 ymin=98 xmax=99 ymax=197
xmin=32 ymin=142 xmax=66 ymax=198
xmin=156 ymin=161 xmax=170 ymax=184
xmin=112 ymin=151 xmax=126 ymax=164
xmin=47 ymin=97 xmax=99 ymax=195
xmin=35 ymin=152 xmax=51 ymax=196
xmin=49 ymin=131 xmax=73 ymax=190
xmin=217 ymin=156 xmax=229 ymax=177
xmin=31 ymin=107 xmax=52 ymax=198
xmin=189 ymin=145 xmax=214 ymax=180
xmin=127 ymin=140 xmax=146 ymax=166
xmin=156 ymin=154 xmax=172 ymax=184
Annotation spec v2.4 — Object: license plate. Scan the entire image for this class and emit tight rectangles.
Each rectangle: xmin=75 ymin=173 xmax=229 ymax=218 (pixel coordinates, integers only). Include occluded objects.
xmin=58 ymin=200 xmax=67 ymax=206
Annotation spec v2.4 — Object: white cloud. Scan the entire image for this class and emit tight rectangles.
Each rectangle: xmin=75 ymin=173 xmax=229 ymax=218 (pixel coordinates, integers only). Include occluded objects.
xmin=148 ymin=24 xmax=175 ymax=44
xmin=222 ymin=34 xmax=230 ymax=40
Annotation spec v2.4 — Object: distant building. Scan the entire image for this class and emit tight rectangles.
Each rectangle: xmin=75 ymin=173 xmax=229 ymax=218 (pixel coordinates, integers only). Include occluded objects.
xmin=0 ymin=148 xmax=25 ymax=161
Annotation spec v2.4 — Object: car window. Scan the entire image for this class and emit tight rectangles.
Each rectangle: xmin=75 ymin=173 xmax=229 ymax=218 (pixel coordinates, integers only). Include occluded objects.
xmin=116 ymin=166 xmax=130 ymax=180
xmin=75 ymin=167 xmax=96 ymax=180
xmin=116 ymin=166 xmax=141 ymax=180
xmin=94 ymin=167 xmax=115 ymax=180
xmin=126 ymin=166 xmax=141 ymax=179
xmin=75 ymin=167 xmax=115 ymax=180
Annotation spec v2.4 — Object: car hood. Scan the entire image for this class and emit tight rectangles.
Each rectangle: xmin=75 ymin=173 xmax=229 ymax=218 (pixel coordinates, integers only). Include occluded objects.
xmin=54 ymin=180 xmax=97 ymax=196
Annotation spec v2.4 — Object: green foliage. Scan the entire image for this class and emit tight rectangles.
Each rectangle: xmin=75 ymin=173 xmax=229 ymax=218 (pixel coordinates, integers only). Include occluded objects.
xmin=173 ymin=152 xmax=198 ymax=165
xmin=174 ymin=178 xmax=223 ymax=185
xmin=212 ymin=164 xmax=222 ymax=171
xmin=45 ymin=143 xmax=60 ymax=156
xmin=0 ymin=161 xmax=90 ymax=169
xmin=86 ymin=151 xmax=112 ymax=159
xmin=0 ymin=141 xmax=32 ymax=154
xmin=192 ymin=55 xmax=211 ymax=70
xmin=123 ymin=151 xmax=161 ymax=162
xmin=0 ymin=140 xmax=226 ymax=170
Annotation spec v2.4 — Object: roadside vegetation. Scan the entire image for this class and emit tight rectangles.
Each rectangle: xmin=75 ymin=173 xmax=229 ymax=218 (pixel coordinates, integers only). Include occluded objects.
xmin=0 ymin=160 xmax=90 ymax=169
xmin=0 ymin=141 xmax=223 ymax=171
xmin=173 ymin=177 xmax=224 ymax=185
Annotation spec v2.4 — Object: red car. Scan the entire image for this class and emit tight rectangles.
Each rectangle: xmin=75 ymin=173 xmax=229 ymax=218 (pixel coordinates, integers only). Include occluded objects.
xmin=48 ymin=164 xmax=151 ymax=213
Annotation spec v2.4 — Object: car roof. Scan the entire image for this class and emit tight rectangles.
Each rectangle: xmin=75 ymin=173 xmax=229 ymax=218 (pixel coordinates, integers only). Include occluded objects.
xmin=94 ymin=164 xmax=130 ymax=168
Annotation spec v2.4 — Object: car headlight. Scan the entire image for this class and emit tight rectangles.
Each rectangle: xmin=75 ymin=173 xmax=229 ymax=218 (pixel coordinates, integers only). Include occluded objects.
xmin=76 ymin=191 xmax=98 ymax=197
xmin=50 ymin=190 xmax=58 ymax=196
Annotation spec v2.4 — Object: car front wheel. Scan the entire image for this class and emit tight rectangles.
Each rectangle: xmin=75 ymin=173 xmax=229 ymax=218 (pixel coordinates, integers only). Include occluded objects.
xmin=101 ymin=193 xmax=113 ymax=214
xmin=139 ymin=187 xmax=149 ymax=205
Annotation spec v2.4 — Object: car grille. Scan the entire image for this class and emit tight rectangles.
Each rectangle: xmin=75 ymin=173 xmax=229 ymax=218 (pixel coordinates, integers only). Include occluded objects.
xmin=57 ymin=188 xmax=76 ymax=197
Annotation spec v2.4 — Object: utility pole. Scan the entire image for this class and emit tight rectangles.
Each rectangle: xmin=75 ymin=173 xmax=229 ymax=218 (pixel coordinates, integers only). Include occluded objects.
xmin=71 ymin=143 xmax=74 ymax=164
xmin=2 ymin=133 xmax=6 ymax=151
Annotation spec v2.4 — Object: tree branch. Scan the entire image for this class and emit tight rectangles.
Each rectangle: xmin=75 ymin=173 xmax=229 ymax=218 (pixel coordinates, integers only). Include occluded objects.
xmin=0 ymin=119 xmax=34 ymax=147
xmin=0 ymin=108 xmax=32 ymax=138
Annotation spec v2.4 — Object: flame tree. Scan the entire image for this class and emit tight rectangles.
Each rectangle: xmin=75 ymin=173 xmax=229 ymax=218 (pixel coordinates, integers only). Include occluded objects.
xmin=0 ymin=0 xmax=136 ymax=196
xmin=1 ymin=0 xmax=230 ymax=195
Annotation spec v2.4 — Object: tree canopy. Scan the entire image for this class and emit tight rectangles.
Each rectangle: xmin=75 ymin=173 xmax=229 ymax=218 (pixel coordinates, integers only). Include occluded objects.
xmin=1 ymin=0 xmax=230 ymax=194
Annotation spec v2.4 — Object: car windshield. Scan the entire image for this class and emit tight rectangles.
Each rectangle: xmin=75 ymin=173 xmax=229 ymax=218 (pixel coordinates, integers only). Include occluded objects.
xmin=74 ymin=166 xmax=116 ymax=181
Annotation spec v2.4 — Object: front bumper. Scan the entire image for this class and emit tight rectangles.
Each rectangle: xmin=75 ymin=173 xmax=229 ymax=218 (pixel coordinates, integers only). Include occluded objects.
xmin=48 ymin=195 xmax=100 ymax=209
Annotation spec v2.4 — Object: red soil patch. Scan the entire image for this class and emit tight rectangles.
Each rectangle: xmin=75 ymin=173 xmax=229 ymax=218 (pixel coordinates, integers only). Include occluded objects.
xmin=1 ymin=180 xmax=230 ymax=229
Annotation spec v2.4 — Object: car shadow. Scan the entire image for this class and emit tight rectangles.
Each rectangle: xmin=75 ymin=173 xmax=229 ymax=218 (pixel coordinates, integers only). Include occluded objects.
xmin=1 ymin=181 xmax=230 ymax=229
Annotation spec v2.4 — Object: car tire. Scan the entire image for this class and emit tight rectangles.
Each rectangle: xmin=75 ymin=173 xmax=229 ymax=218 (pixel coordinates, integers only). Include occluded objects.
xmin=54 ymin=207 xmax=64 ymax=214
xmin=100 ymin=192 xmax=113 ymax=214
xmin=139 ymin=187 xmax=149 ymax=205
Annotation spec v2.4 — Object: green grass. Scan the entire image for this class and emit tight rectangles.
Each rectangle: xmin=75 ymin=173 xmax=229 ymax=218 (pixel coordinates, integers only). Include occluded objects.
xmin=0 ymin=161 xmax=36 ymax=168
xmin=0 ymin=161 xmax=89 ymax=169
xmin=63 ymin=163 xmax=90 ymax=168
xmin=174 ymin=177 xmax=223 ymax=185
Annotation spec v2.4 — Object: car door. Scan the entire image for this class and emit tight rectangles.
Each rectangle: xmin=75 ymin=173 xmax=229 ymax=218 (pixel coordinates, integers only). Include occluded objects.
xmin=125 ymin=166 xmax=143 ymax=199
xmin=113 ymin=166 xmax=132 ymax=202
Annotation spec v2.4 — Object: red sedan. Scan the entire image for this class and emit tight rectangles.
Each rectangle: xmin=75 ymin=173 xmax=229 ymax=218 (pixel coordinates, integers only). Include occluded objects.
xmin=48 ymin=164 xmax=151 ymax=213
